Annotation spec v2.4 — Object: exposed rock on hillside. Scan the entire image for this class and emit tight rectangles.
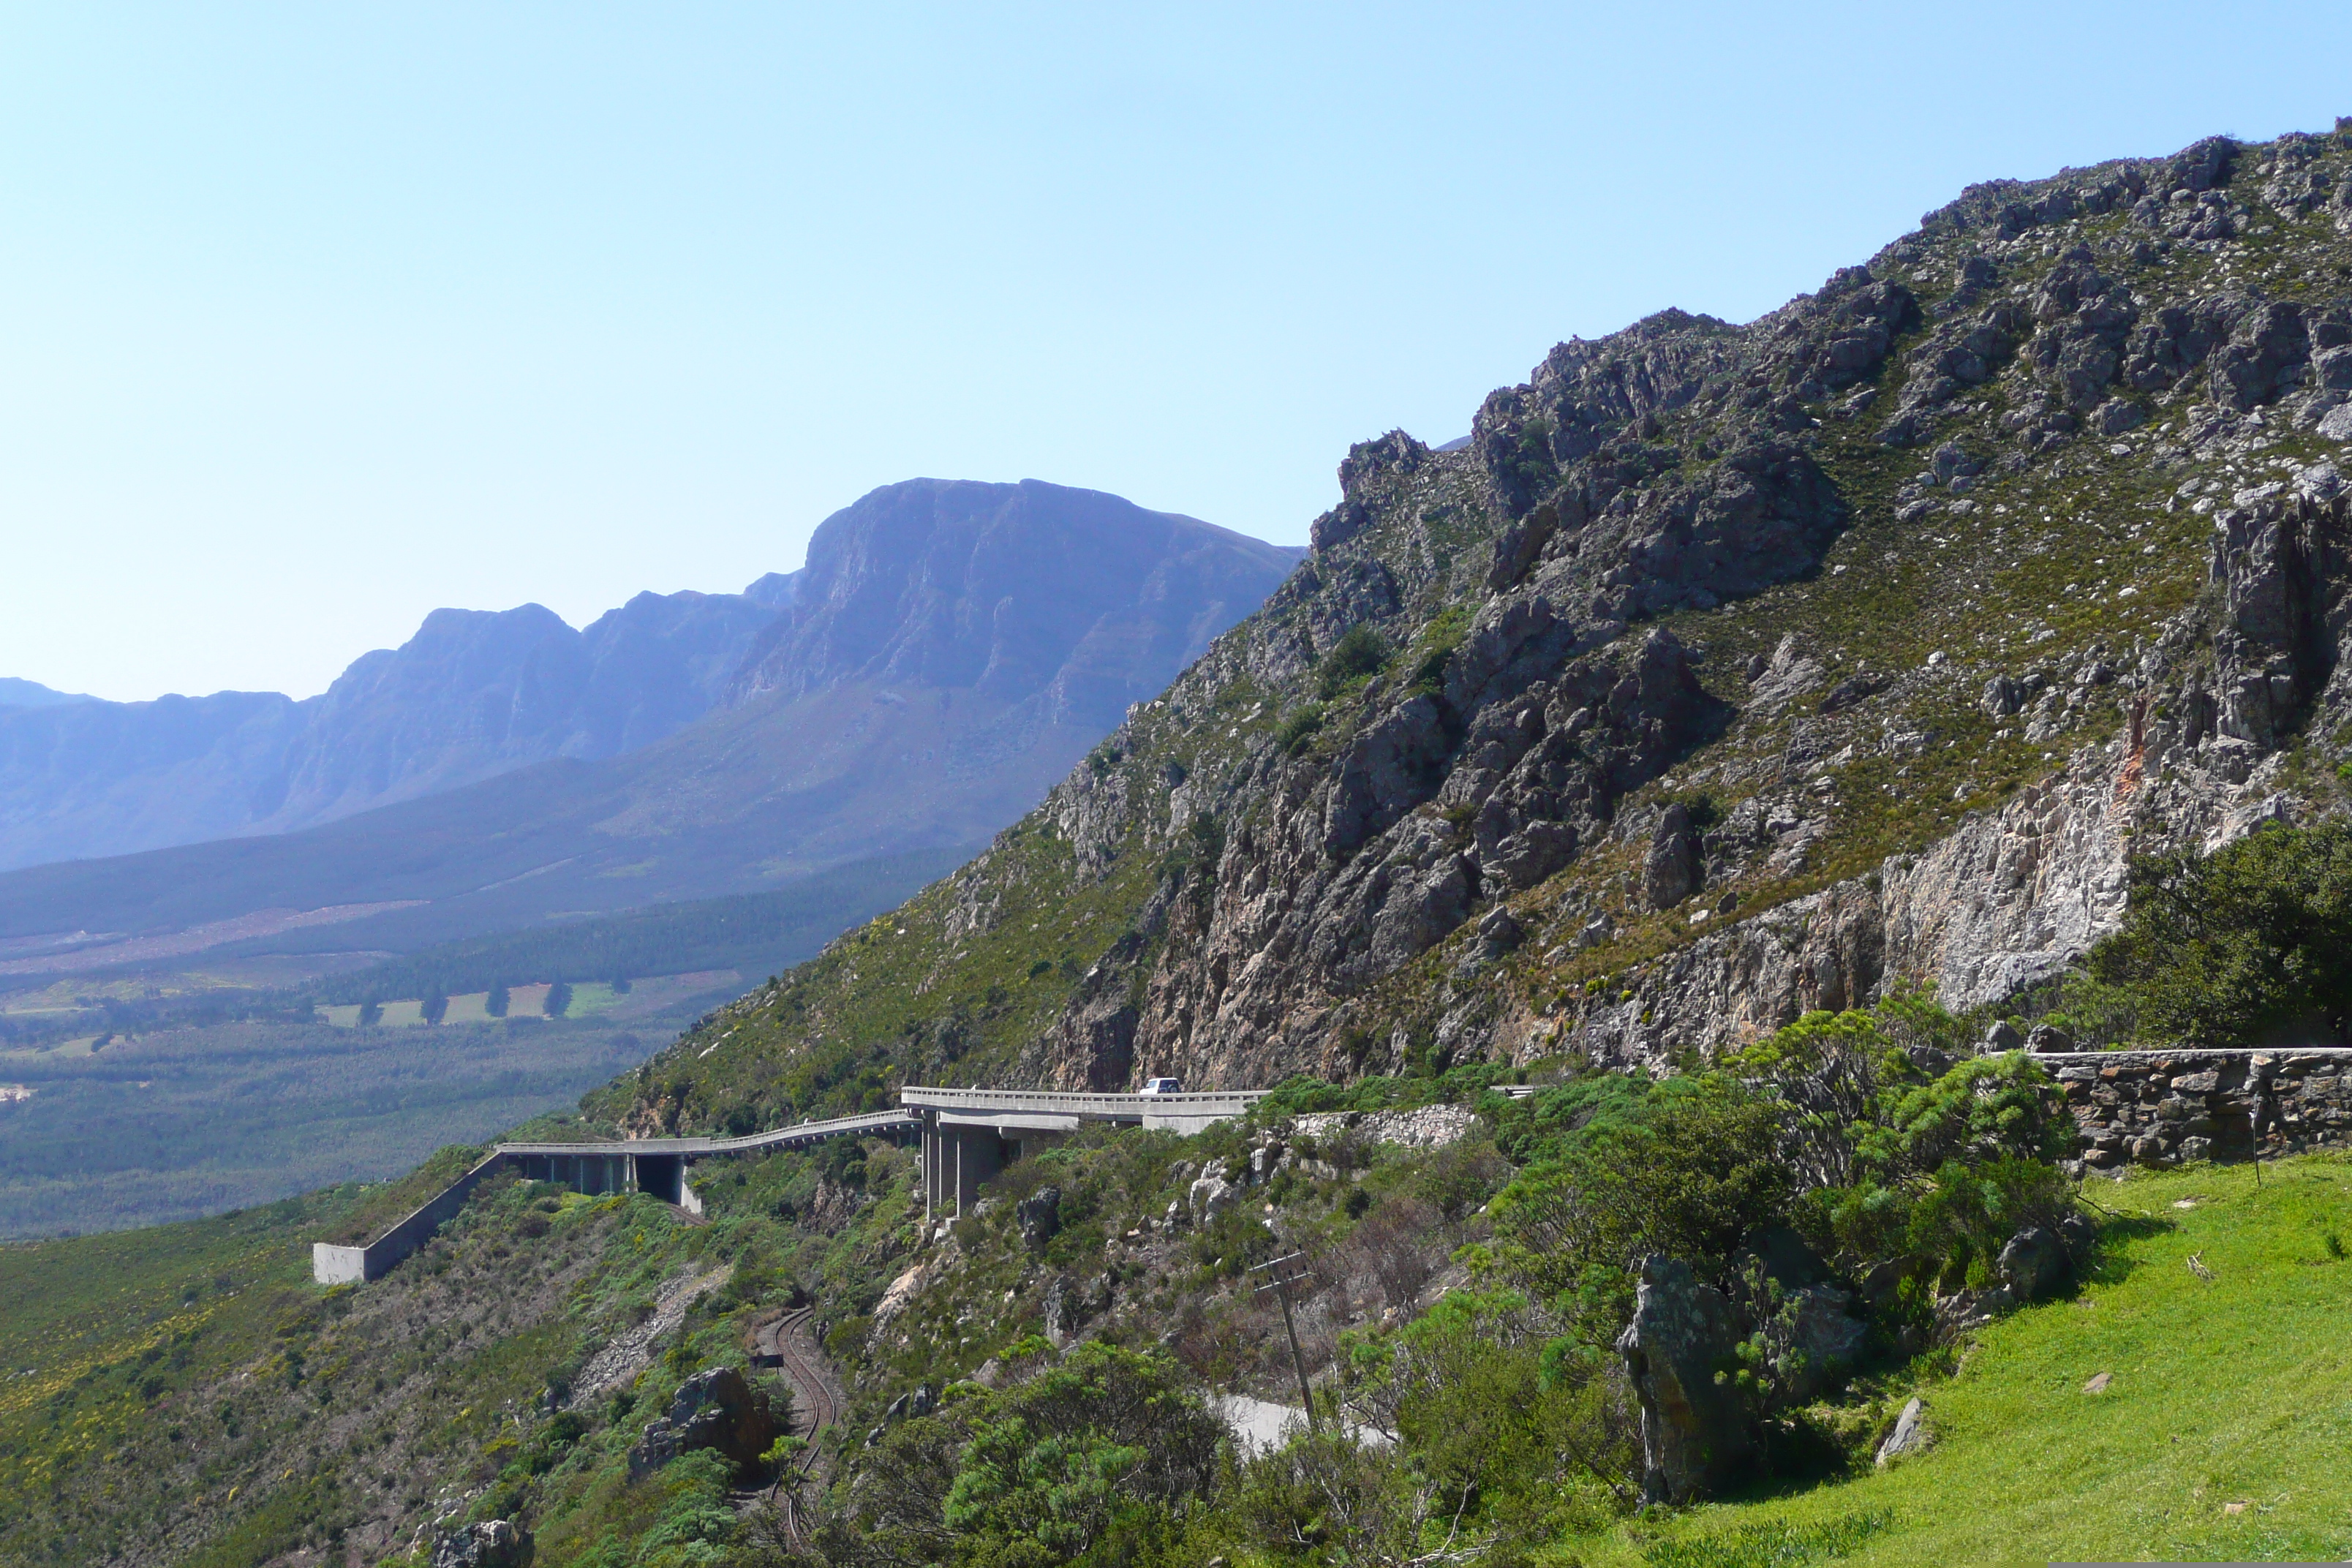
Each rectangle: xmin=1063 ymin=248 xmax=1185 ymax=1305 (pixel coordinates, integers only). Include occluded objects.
xmin=617 ymin=124 xmax=2352 ymax=1141
xmin=625 ymin=1365 xmax=781 ymax=1481
xmin=433 ymin=1520 xmax=535 ymax=1568
xmin=1617 ymin=1254 xmax=1751 ymax=1504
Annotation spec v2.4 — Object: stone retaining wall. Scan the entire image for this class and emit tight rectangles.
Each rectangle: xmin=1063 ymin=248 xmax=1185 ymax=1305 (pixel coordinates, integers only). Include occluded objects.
xmin=2042 ymin=1048 xmax=2352 ymax=1173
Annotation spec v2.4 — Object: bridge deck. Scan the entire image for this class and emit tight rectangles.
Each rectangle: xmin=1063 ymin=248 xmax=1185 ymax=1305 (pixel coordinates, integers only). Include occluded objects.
xmin=897 ymin=1085 xmax=1268 ymax=1120
xmin=496 ymin=1108 xmax=919 ymax=1158
xmin=317 ymin=1089 xmax=1267 ymax=1285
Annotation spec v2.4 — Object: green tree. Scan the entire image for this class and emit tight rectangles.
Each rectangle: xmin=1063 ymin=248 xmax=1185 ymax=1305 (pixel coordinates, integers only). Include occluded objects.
xmin=611 ymin=976 xmax=632 ymax=995
xmin=810 ymin=1343 xmax=1219 ymax=1568
xmin=2088 ymin=821 xmax=2352 ymax=1045
xmin=1488 ymin=1077 xmax=1793 ymax=1345
xmin=486 ymin=983 xmax=509 ymax=1019
xmin=357 ymin=999 xmax=382 ymax=1028
xmin=543 ymin=981 xmax=573 ymax=1019
xmin=421 ymin=990 xmax=448 ymax=1025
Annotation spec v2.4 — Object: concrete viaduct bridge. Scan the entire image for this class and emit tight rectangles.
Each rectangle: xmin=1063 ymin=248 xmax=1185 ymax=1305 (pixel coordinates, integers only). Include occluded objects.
xmin=314 ymin=1085 xmax=1266 ymax=1284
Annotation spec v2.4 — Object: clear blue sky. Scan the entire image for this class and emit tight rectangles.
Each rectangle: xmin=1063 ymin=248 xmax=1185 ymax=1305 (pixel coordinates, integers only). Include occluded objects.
xmin=5 ymin=3 xmax=2348 ymax=701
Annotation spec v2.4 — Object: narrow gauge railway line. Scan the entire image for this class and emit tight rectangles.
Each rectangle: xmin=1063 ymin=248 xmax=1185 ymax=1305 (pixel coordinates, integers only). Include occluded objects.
xmin=757 ymin=1305 xmax=837 ymax=1544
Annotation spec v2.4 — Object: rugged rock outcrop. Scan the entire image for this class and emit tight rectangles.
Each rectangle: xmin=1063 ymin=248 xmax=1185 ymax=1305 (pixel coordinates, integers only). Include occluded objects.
xmin=625 ymin=1365 xmax=782 ymax=1481
xmin=1874 ymin=1398 xmax=1929 ymax=1468
xmin=433 ymin=1520 xmax=535 ymax=1568
xmin=1015 ymin=1186 xmax=1062 ymax=1249
xmin=1616 ymin=1256 xmax=1752 ymax=1505
xmin=643 ymin=123 xmax=2352 ymax=1161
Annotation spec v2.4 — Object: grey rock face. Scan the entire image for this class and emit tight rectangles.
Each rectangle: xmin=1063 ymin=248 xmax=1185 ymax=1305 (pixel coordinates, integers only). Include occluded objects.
xmin=626 ymin=1365 xmax=781 ymax=1481
xmin=927 ymin=129 xmax=2352 ymax=1121
xmin=1041 ymin=1273 xmax=1109 ymax=1349
xmin=1477 ymin=905 xmax=1526 ymax=954
xmin=1874 ymin=1398 xmax=1930 ymax=1468
xmin=1016 ymin=1186 xmax=1063 ymax=1249
xmin=433 ymin=1520 xmax=534 ymax=1568
xmin=1997 ymin=1226 xmax=2070 ymax=1301
xmin=1617 ymin=1256 xmax=1752 ymax=1505
xmin=1734 ymin=1226 xmax=1829 ymax=1292
xmin=1778 ymin=1284 xmax=1872 ymax=1405
xmin=1645 ymin=802 xmax=1700 ymax=910
xmin=1188 ymin=1172 xmax=1243 ymax=1222
xmin=1558 ymin=462 xmax=2352 ymax=1063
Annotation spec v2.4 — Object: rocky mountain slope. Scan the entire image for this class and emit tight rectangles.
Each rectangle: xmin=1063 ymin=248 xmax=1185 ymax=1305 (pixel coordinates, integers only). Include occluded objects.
xmin=0 ymin=481 xmax=1301 ymax=962
xmin=620 ymin=124 xmax=2352 ymax=1137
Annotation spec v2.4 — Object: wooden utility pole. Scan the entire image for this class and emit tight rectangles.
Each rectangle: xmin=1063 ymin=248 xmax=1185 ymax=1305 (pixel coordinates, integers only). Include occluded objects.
xmin=1250 ymin=1251 xmax=1319 ymax=1431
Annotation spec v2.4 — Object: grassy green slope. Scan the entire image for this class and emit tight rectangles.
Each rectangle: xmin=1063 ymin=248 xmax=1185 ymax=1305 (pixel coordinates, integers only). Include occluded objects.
xmin=1602 ymin=1158 xmax=2352 ymax=1567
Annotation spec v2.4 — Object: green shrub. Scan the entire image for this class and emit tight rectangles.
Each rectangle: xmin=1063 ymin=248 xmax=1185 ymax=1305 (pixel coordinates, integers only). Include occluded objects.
xmin=1488 ymin=1077 xmax=1793 ymax=1342
xmin=819 ymin=1343 xmax=1220 ymax=1568
xmin=2087 ymin=821 xmax=2352 ymax=1045
xmin=1316 ymin=625 xmax=1391 ymax=698
xmin=1274 ymin=704 xmax=1326 ymax=755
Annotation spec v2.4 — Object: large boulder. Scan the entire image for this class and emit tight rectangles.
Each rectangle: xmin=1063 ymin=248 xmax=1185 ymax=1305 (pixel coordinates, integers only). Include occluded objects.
xmin=1874 ymin=1397 xmax=1930 ymax=1468
xmin=1997 ymin=1226 xmax=2070 ymax=1301
xmin=1616 ymin=1256 xmax=1752 ymax=1504
xmin=434 ymin=1521 xmax=533 ymax=1568
xmin=1733 ymin=1227 xmax=1868 ymax=1404
xmin=627 ymin=1365 xmax=782 ymax=1481
xmin=1188 ymin=1172 xmax=1244 ymax=1222
xmin=1779 ymin=1283 xmax=1872 ymax=1404
xmin=1016 ymin=1186 xmax=1062 ymax=1249
xmin=1733 ymin=1226 xmax=1829 ymax=1291
xmin=1643 ymin=803 xmax=1700 ymax=910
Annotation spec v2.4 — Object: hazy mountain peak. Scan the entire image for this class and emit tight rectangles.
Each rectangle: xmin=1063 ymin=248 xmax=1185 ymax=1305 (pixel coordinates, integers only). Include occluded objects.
xmin=0 ymin=478 xmax=1299 ymax=878
xmin=0 ymin=677 xmax=94 ymax=709
xmin=728 ymin=478 xmax=1303 ymax=729
xmin=742 ymin=570 xmax=800 ymax=610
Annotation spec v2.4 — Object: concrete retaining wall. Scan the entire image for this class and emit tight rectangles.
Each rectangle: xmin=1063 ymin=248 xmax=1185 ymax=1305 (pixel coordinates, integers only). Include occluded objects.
xmin=311 ymin=1153 xmax=507 ymax=1284
xmin=2046 ymin=1048 xmax=2352 ymax=1173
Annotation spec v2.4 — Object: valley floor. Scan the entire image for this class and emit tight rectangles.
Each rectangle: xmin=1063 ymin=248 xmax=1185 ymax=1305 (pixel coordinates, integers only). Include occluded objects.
xmin=0 ymin=976 xmax=739 ymax=1239
xmin=1580 ymin=1159 xmax=2352 ymax=1567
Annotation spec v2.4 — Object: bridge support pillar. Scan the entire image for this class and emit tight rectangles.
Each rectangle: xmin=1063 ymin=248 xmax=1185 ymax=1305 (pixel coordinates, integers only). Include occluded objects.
xmin=920 ymin=1117 xmax=1004 ymax=1224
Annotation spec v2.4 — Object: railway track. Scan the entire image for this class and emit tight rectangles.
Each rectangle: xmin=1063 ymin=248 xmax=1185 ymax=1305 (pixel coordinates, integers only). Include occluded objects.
xmin=755 ymin=1305 xmax=837 ymax=1544
xmin=764 ymin=1305 xmax=838 ymax=1465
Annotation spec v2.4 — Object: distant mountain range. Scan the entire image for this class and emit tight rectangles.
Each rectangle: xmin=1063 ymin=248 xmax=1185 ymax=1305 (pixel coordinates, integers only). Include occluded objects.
xmin=0 ymin=586 xmax=776 ymax=871
xmin=0 ymin=478 xmax=1301 ymax=965
xmin=0 ymin=677 xmax=94 ymax=710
